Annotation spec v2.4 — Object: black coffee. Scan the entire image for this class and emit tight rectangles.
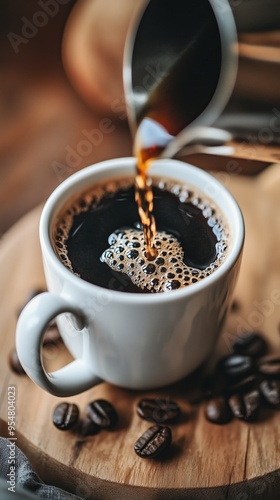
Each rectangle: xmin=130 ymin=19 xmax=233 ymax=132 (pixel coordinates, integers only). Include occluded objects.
xmin=53 ymin=176 xmax=229 ymax=293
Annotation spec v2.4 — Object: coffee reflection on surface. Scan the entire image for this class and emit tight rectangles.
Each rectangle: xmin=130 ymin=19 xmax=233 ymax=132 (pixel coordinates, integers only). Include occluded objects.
xmin=53 ymin=176 xmax=229 ymax=293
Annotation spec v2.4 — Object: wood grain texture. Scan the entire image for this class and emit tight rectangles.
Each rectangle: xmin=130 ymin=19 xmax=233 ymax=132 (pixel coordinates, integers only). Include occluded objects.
xmin=0 ymin=166 xmax=280 ymax=499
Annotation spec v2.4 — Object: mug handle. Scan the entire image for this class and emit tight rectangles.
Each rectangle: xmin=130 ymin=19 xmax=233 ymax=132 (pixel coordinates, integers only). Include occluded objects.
xmin=16 ymin=292 xmax=102 ymax=397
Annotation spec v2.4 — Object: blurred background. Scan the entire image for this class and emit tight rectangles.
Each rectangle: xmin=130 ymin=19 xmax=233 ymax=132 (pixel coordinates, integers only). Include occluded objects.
xmin=0 ymin=0 xmax=280 ymax=234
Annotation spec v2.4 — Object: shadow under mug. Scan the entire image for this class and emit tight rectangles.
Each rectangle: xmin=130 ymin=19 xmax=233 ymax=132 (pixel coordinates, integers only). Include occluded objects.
xmin=16 ymin=158 xmax=244 ymax=397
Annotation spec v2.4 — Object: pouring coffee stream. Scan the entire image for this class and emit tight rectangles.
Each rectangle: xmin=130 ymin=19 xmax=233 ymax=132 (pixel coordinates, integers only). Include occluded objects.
xmin=125 ymin=0 xmax=238 ymax=259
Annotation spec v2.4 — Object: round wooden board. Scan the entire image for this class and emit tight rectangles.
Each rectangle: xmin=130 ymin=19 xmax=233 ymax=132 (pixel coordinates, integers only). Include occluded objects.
xmin=0 ymin=166 xmax=280 ymax=499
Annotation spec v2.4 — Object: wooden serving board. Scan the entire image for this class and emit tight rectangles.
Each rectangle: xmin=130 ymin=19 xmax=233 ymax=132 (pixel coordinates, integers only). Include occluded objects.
xmin=1 ymin=165 xmax=280 ymax=499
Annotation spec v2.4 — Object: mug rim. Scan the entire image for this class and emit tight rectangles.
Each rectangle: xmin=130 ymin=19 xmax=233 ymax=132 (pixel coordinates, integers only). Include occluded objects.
xmin=40 ymin=157 xmax=245 ymax=304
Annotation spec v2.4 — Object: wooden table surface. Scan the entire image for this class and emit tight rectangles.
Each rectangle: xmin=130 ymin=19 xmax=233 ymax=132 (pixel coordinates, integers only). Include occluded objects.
xmin=0 ymin=165 xmax=280 ymax=499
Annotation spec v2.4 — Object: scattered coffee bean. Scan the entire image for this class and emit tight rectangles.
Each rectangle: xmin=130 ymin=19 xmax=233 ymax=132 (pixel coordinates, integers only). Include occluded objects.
xmin=226 ymin=375 xmax=259 ymax=396
xmin=52 ymin=402 xmax=79 ymax=430
xmin=134 ymin=425 xmax=172 ymax=458
xmin=217 ymin=354 xmax=254 ymax=381
xmin=229 ymin=390 xmax=260 ymax=421
xmin=78 ymin=417 xmax=100 ymax=437
xmin=232 ymin=332 xmax=267 ymax=358
xmin=260 ymin=380 xmax=280 ymax=408
xmin=258 ymin=355 xmax=280 ymax=378
xmin=44 ymin=327 xmax=280 ymax=437
xmin=137 ymin=398 xmax=180 ymax=424
xmin=8 ymin=349 xmax=26 ymax=375
xmin=87 ymin=399 xmax=118 ymax=429
xmin=243 ymin=390 xmax=262 ymax=419
xmin=204 ymin=397 xmax=232 ymax=425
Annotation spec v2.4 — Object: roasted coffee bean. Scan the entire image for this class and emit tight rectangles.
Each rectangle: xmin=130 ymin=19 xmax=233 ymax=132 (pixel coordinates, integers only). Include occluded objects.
xmin=87 ymin=399 xmax=118 ymax=428
xmin=241 ymin=390 xmax=261 ymax=420
xmin=204 ymin=397 xmax=232 ymax=425
xmin=8 ymin=349 xmax=26 ymax=375
xmin=137 ymin=398 xmax=180 ymax=423
xmin=260 ymin=380 xmax=280 ymax=408
xmin=78 ymin=417 xmax=100 ymax=437
xmin=258 ymin=355 xmax=280 ymax=378
xmin=217 ymin=354 xmax=254 ymax=381
xmin=228 ymin=390 xmax=260 ymax=421
xmin=134 ymin=425 xmax=172 ymax=458
xmin=232 ymin=332 xmax=267 ymax=358
xmin=226 ymin=375 xmax=259 ymax=396
xmin=52 ymin=402 xmax=79 ymax=430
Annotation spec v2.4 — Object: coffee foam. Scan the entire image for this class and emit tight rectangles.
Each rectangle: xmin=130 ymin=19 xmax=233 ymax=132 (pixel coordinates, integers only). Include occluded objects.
xmin=100 ymin=228 xmax=226 ymax=293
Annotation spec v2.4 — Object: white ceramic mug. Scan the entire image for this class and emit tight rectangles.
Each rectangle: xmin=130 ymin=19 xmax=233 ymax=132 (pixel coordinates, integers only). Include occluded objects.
xmin=16 ymin=158 xmax=244 ymax=396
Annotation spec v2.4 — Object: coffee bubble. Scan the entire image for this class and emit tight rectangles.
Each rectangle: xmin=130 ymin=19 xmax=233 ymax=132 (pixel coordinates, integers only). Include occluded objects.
xmin=101 ymin=228 xmax=224 ymax=293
